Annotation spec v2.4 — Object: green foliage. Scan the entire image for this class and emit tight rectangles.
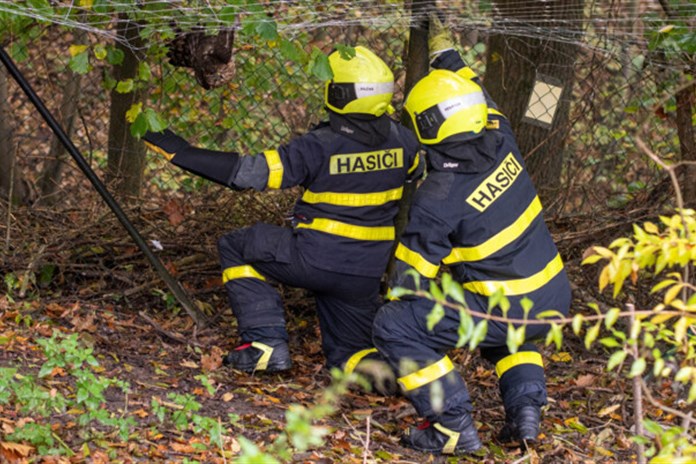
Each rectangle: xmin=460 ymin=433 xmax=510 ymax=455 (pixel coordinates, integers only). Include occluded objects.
xmin=581 ymin=210 xmax=696 ymax=461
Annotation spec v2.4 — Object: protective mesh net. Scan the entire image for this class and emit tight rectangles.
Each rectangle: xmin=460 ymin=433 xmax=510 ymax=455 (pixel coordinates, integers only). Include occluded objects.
xmin=0 ymin=0 xmax=694 ymax=240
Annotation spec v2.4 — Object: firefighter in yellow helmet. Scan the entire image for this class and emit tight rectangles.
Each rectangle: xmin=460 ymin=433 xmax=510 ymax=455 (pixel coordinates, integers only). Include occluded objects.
xmin=143 ymin=46 xmax=422 ymax=390
xmin=372 ymin=17 xmax=571 ymax=453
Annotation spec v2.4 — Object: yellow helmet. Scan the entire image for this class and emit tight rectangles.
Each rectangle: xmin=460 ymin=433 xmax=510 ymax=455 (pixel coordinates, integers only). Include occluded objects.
xmin=404 ymin=69 xmax=488 ymax=144
xmin=325 ymin=46 xmax=394 ymax=117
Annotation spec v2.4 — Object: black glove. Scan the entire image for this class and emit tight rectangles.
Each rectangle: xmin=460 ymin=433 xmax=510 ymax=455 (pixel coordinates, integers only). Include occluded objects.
xmin=142 ymin=128 xmax=190 ymax=161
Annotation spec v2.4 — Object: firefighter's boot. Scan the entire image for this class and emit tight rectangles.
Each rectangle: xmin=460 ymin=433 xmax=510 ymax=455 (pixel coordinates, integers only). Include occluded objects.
xmin=401 ymin=411 xmax=482 ymax=455
xmin=498 ymin=405 xmax=541 ymax=444
xmin=224 ymin=340 xmax=292 ymax=373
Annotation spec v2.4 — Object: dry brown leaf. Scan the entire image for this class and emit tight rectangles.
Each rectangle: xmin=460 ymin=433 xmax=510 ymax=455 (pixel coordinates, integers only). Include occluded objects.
xmin=180 ymin=360 xmax=199 ymax=369
xmin=575 ymin=374 xmax=596 ymax=387
xmin=0 ymin=441 xmax=34 ymax=458
xmin=201 ymin=346 xmax=224 ymax=371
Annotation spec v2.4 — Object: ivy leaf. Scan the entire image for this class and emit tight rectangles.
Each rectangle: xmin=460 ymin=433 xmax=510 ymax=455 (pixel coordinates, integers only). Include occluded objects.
xmin=107 ymin=47 xmax=124 ymax=66
xmin=125 ymin=102 xmax=142 ymax=123
xmin=280 ymin=39 xmax=305 ymax=62
xmin=69 ymin=50 xmax=91 ymax=74
xmin=334 ymin=44 xmax=356 ymax=60
xmin=144 ymin=108 xmax=166 ymax=132
xmin=309 ymin=48 xmax=333 ymax=81
xmin=116 ymin=79 xmax=134 ymax=94
xmin=93 ymin=44 xmax=107 ymax=60
xmin=130 ymin=112 xmax=148 ymax=138
xmin=69 ymin=44 xmax=88 ymax=57
xmin=256 ymin=19 xmax=278 ymax=40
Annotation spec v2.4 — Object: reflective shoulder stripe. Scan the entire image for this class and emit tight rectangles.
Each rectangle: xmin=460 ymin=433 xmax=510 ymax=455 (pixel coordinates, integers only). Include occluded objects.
xmin=264 ymin=149 xmax=283 ymax=189
xmin=144 ymin=141 xmax=175 ymax=161
xmin=432 ymin=423 xmax=461 ymax=455
xmin=456 ymin=66 xmax=477 ymax=80
xmin=251 ymin=341 xmax=274 ymax=370
xmin=408 ymin=152 xmax=420 ymax=175
xmin=398 ymin=355 xmax=454 ymax=391
xmin=302 ymin=187 xmax=403 ymax=207
xmin=495 ymin=351 xmax=544 ymax=377
xmin=395 ymin=243 xmax=440 ymax=278
xmin=443 ymin=196 xmax=543 ymax=264
xmin=343 ymin=348 xmax=378 ymax=374
xmin=488 ymin=108 xmax=505 ymax=118
xmin=296 ymin=218 xmax=395 ymax=241
xmin=462 ymin=253 xmax=564 ymax=296
xmin=222 ymin=265 xmax=267 ymax=283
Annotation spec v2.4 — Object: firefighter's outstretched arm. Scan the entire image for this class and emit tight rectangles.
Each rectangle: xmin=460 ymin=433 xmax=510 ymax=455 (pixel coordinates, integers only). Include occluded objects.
xmin=427 ymin=13 xmax=499 ymax=111
xmin=142 ymin=128 xmax=275 ymax=191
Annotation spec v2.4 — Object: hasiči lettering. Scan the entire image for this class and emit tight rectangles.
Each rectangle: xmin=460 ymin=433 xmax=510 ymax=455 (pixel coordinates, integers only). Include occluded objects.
xmin=330 ymin=148 xmax=404 ymax=175
xmin=466 ymin=153 xmax=522 ymax=212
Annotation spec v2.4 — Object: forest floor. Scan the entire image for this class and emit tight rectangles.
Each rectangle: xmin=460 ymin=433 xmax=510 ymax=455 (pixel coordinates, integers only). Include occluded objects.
xmin=0 ymin=191 xmax=677 ymax=464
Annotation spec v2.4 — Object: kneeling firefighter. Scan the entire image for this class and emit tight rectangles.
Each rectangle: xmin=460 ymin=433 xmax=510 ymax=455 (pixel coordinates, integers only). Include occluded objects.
xmin=372 ymin=17 xmax=572 ymax=454
xmin=143 ymin=46 xmax=422 ymax=392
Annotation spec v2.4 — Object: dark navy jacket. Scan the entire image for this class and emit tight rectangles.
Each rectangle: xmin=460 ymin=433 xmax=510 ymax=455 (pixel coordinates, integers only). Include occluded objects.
xmin=391 ymin=64 xmax=570 ymax=320
xmin=170 ymin=116 xmax=421 ymax=277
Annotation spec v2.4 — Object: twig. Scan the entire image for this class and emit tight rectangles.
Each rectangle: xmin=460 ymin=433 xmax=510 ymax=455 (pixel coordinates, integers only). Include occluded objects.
xmin=363 ymin=416 xmax=371 ymax=464
xmin=138 ymin=310 xmax=204 ymax=347
xmin=4 ymin=144 xmax=15 ymax=253
xmin=510 ymin=454 xmax=531 ymax=464
xmin=628 ymin=303 xmax=646 ymax=464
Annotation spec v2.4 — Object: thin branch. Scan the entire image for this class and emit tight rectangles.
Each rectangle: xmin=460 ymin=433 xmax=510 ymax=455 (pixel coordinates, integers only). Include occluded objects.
xmin=411 ymin=290 xmax=686 ymax=326
xmin=629 ymin=303 xmax=647 ymax=464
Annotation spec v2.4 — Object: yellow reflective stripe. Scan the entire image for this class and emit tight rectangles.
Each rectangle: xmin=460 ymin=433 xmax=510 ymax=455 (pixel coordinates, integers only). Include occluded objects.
xmin=444 ymin=196 xmax=543 ymax=264
xmin=463 ymin=253 xmax=564 ymax=297
xmin=343 ymin=348 xmax=378 ymax=374
xmin=395 ymin=243 xmax=440 ymax=278
xmin=432 ymin=423 xmax=461 ymax=455
xmin=408 ymin=152 xmax=420 ymax=175
xmin=495 ymin=351 xmax=544 ymax=377
xmin=251 ymin=341 xmax=274 ymax=370
xmin=264 ymin=149 xmax=283 ymax=189
xmin=488 ymin=108 xmax=505 ymax=118
xmin=456 ymin=66 xmax=477 ymax=80
xmin=144 ymin=141 xmax=175 ymax=161
xmin=222 ymin=265 xmax=266 ymax=283
xmin=296 ymin=218 xmax=394 ymax=241
xmin=302 ymin=187 xmax=403 ymax=207
xmin=398 ymin=356 xmax=454 ymax=391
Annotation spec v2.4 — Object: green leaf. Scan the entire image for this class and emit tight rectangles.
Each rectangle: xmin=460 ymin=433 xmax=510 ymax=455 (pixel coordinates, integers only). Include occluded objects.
xmin=469 ymin=320 xmax=488 ymax=350
xmin=309 ymin=48 xmax=333 ymax=81
xmin=138 ymin=62 xmax=151 ymax=81
xmin=125 ymin=102 xmax=142 ymax=123
xmin=68 ymin=50 xmax=90 ymax=74
xmin=116 ymin=79 xmax=134 ymax=94
xmin=426 ymin=303 xmax=444 ymax=331
xmin=456 ymin=310 xmax=474 ymax=348
xmin=279 ymin=39 xmax=305 ymax=62
xmin=599 ymin=337 xmax=621 ymax=348
xmin=219 ymin=6 xmax=236 ymax=23
xmin=628 ymin=357 xmax=646 ymax=378
xmin=334 ymin=44 xmax=356 ymax=60
xmin=606 ymin=350 xmax=627 ymax=371
xmin=130 ymin=112 xmax=148 ymax=138
xmin=93 ymin=44 xmax=107 ymax=60
xmin=604 ymin=307 xmax=620 ymax=329
xmin=429 ymin=280 xmax=444 ymax=302
xmin=584 ymin=322 xmax=600 ymax=349
xmin=144 ymin=108 xmax=166 ymax=132
xmin=520 ymin=297 xmax=534 ymax=317
xmin=572 ymin=314 xmax=584 ymax=335
xmin=107 ymin=47 xmax=124 ymax=65
xmin=255 ymin=19 xmax=278 ymax=40
xmin=536 ymin=309 xmax=564 ymax=320
xmin=581 ymin=254 xmax=604 ymax=265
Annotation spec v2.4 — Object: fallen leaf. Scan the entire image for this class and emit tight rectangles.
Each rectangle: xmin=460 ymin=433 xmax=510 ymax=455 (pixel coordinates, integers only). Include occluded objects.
xmin=575 ymin=374 xmax=596 ymax=387
xmin=180 ymin=360 xmax=199 ymax=369
xmin=0 ymin=441 xmax=34 ymax=458
xmin=201 ymin=346 xmax=224 ymax=371
xmin=551 ymin=352 xmax=572 ymax=362
xmin=597 ymin=404 xmax=620 ymax=417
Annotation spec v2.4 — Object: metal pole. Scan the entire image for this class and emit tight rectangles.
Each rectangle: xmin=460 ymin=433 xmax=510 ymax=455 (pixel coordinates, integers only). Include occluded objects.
xmin=0 ymin=45 xmax=206 ymax=327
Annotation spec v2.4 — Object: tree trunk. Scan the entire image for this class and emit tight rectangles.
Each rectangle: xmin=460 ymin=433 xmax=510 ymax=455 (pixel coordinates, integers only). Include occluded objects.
xmin=36 ymin=66 xmax=83 ymax=205
xmin=107 ymin=16 xmax=145 ymax=200
xmin=484 ymin=0 xmax=583 ymax=206
xmin=0 ymin=66 xmax=28 ymax=204
xmin=676 ymin=80 xmax=696 ymax=208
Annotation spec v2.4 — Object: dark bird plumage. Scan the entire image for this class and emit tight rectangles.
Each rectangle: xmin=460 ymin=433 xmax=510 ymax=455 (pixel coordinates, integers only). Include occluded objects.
xmin=167 ymin=26 xmax=236 ymax=90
